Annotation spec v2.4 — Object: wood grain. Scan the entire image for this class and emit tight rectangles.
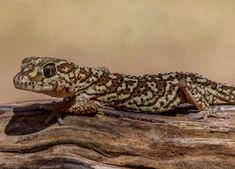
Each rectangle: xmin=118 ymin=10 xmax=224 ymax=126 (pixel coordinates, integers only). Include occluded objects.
xmin=0 ymin=100 xmax=234 ymax=169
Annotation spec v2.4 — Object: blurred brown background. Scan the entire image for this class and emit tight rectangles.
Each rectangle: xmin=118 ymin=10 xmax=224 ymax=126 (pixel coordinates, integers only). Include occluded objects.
xmin=1 ymin=0 xmax=235 ymax=103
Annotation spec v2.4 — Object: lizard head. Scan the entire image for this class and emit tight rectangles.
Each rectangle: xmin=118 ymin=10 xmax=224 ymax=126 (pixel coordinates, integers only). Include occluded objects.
xmin=14 ymin=56 xmax=78 ymax=98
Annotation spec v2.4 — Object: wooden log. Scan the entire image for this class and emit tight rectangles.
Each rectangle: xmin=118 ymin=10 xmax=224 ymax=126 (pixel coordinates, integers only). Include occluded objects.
xmin=0 ymin=100 xmax=234 ymax=169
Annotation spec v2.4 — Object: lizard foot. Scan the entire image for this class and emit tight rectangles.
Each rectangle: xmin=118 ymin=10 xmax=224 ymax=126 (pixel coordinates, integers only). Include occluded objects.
xmin=39 ymin=101 xmax=66 ymax=125
xmin=188 ymin=107 xmax=230 ymax=121
xmin=188 ymin=111 xmax=208 ymax=121
xmin=44 ymin=110 xmax=64 ymax=125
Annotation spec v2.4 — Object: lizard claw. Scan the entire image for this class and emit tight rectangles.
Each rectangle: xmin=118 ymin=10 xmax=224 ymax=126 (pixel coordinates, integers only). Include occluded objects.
xmin=45 ymin=110 xmax=64 ymax=125
xmin=211 ymin=111 xmax=231 ymax=120
xmin=56 ymin=113 xmax=65 ymax=125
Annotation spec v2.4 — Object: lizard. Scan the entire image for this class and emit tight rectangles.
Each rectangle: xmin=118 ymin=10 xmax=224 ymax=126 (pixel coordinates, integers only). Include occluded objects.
xmin=13 ymin=56 xmax=231 ymax=125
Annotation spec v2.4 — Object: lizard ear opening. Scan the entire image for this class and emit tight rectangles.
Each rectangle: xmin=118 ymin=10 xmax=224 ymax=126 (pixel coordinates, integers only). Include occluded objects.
xmin=43 ymin=63 xmax=57 ymax=78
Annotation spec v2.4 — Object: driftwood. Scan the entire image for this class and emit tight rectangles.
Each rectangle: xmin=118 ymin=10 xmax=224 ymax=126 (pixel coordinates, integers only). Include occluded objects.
xmin=0 ymin=100 xmax=234 ymax=169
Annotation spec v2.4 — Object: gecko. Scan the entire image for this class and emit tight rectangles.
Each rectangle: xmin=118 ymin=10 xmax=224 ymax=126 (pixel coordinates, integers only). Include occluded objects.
xmin=13 ymin=56 xmax=231 ymax=125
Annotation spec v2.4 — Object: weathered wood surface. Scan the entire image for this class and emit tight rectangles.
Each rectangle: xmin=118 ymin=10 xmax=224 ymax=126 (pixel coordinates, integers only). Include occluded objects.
xmin=0 ymin=100 xmax=234 ymax=169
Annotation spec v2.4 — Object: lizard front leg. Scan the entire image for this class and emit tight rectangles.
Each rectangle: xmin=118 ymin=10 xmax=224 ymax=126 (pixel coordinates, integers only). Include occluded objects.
xmin=65 ymin=96 xmax=99 ymax=114
xmin=42 ymin=96 xmax=99 ymax=125
xmin=179 ymin=80 xmax=230 ymax=120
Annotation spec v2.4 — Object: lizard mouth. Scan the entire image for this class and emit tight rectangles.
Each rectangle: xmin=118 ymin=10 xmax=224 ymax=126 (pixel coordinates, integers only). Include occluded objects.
xmin=14 ymin=79 xmax=37 ymax=90
xmin=13 ymin=74 xmax=74 ymax=98
xmin=13 ymin=77 xmax=41 ymax=91
xmin=13 ymin=73 xmax=53 ymax=92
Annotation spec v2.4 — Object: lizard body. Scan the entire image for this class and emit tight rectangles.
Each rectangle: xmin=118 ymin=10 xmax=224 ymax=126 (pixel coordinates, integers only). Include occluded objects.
xmin=14 ymin=57 xmax=231 ymax=124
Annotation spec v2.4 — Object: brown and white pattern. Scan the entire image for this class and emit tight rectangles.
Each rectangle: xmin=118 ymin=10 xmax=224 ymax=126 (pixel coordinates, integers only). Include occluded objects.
xmin=13 ymin=56 xmax=232 ymax=124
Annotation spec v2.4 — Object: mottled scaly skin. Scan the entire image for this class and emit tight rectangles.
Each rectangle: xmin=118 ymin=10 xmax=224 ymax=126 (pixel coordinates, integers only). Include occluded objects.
xmin=14 ymin=57 xmax=231 ymax=124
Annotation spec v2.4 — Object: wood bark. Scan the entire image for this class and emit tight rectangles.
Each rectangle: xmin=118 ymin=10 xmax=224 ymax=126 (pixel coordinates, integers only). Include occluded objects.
xmin=0 ymin=100 xmax=234 ymax=169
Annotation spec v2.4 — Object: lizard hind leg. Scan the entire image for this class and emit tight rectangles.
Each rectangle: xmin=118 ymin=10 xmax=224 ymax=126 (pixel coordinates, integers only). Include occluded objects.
xmin=178 ymin=80 xmax=230 ymax=120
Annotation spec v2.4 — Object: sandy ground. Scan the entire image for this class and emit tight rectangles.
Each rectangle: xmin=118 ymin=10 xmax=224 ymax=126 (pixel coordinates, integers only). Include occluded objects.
xmin=1 ymin=1 xmax=235 ymax=103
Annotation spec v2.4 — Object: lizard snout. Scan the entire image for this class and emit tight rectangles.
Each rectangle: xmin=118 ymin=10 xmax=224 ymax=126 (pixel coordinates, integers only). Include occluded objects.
xmin=13 ymin=72 xmax=30 ymax=89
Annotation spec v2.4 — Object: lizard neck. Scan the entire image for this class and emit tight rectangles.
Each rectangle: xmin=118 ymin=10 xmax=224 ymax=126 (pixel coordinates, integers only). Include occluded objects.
xmin=74 ymin=66 xmax=105 ymax=92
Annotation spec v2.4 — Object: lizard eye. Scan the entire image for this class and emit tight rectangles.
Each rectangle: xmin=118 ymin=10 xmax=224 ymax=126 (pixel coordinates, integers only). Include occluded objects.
xmin=43 ymin=63 xmax=57 ymax=78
